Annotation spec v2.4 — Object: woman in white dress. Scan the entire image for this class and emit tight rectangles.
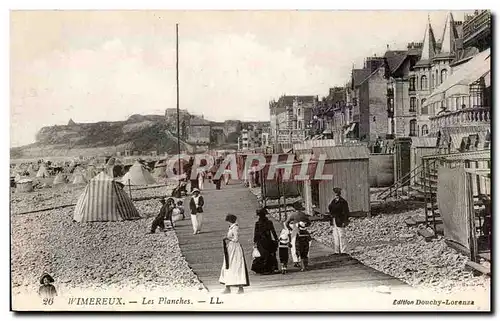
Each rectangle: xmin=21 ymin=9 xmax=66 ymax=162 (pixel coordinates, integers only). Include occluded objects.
xmin=197 ymin=169 xmax=205 ymax=191
xmin=220 ymin=214 xmax=250 ymax=294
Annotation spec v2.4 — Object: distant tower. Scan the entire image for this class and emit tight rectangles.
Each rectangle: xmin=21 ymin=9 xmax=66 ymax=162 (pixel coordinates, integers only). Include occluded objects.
xmin=409 ymin=15 xmax=438 ymax=138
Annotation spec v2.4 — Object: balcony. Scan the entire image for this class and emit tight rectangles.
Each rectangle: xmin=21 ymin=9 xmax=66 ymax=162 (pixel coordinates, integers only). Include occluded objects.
xmin=430 ymin=106 xmax=490 ymax=132
xmin=463 ymin=10 xmax=491 ymax=47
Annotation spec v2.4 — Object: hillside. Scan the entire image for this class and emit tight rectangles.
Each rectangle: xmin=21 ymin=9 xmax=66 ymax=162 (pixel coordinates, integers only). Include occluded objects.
xmin=10 ymin=114 xmax=194 ymax=159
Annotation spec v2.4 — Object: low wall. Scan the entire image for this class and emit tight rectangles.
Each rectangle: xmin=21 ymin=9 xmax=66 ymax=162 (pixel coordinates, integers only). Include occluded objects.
xmin=369 ymin=153 xmax=394 ymax=187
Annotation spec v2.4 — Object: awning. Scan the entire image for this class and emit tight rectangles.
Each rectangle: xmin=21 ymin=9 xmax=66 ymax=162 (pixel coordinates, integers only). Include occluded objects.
xmin=424 ymin=48 xmax=491 ymax=107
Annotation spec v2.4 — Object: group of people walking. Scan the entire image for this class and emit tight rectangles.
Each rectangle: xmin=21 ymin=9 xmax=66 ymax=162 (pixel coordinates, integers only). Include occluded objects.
xmin=149 ymin=176 xmax=351 ymax=295
xmin=218 ymin=186 xmax=351 ymax=295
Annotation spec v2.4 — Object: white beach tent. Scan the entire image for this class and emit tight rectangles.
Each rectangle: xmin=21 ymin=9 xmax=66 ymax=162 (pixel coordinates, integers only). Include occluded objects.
xmin=36 ymin=165 xmax=50 ymax=178
xmin=72 ymin=172 xmax=88 ymax=185
xmin=73 ymin=172 xmax=141 ymax=222
xmin=86 ymin=166 xmax=98 ymax=180
xmin=53 ymin=173 xmax=67 ymax=185
xmin=121 ymin=161 xmax=157 ymax=186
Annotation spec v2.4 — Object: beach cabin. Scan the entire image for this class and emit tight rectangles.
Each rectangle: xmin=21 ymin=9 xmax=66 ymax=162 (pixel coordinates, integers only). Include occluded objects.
xmin=299 ymin=145 xmax=371 ymax=218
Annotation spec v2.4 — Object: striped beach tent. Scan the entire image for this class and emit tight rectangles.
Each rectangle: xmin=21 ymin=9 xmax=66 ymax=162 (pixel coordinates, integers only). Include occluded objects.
xmin=73 ymin=172 xmax=140 ymax=222
xmin=121 ymin=161 xmax=157 ymax=185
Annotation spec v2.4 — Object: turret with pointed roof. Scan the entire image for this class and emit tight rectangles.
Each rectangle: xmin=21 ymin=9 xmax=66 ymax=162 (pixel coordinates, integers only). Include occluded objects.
xmin=416 ymin=15 xmax=437 ymax=66
xmin=435 ymin=12 xmax=458 ymax=59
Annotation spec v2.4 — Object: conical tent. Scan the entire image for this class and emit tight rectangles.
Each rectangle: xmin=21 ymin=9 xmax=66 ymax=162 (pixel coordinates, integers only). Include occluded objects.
xmin=153 ymin=161 xmax=167 ymax=178
xmin=36 ymin=165 xmax=49 ymax=178
xmin=14 ymin=163 xmax=24 ymax=174
xmin=73 ymin=172 xmax=141 ymax=222
xmin=86 ymin=166 xmax=97 ymax=180
xmin=121 ymin=161 xmax=157 ymax=185
xmin=72 ymin=172 xmax=88 ymax=184
xmin=53 ymin=173 xmax=67 ymax=185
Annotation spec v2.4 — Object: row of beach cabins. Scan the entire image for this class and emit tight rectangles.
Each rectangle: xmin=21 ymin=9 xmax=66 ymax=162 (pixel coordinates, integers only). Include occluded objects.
xmin=237 ymin=138 xmax=491 ymax=274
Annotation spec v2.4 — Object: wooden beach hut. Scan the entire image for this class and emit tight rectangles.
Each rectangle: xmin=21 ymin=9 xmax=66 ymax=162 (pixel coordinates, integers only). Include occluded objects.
xmin=309 ymin=145 xmax=371 ymax=217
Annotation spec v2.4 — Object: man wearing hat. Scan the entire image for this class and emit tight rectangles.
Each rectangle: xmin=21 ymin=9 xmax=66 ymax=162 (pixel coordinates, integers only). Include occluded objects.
xmin=328 ymin=187 xmax=350 ymax=254
xmin=284 ymin=201 xmax=311 ymax=267
xmin=148 ymin=198 xmax=168 ymax=234
xmin=189 ymin=188 xmax=205 ymax=234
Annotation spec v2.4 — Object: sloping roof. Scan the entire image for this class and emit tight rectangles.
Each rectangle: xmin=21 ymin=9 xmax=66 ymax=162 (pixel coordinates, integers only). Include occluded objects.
xmin=312 ymin=146 xmax=370 ymax=160
xmin=419 ymin=20 xmax=437 ymax=61
xmin=352 ymin=69 xmax=371 ymax=87
xmin=384 ymin=50 xmax=408 ymax=74
xmin=358 ymin=67 xmax=381 ymax=86
xmin=440 ymin=12 xmax=458 ymax=54
xmin=425 ymin=48 xmax=490 ymax=105
xmin=451 ymin=47 xmax=480 ymax=66
xmin=415 ymin=59 xmax=432 ymax=67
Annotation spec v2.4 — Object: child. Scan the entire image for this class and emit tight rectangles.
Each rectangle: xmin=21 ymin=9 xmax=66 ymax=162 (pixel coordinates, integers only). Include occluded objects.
xmin=296 ymin=221 xmax=312 ymax=272
xmin=278 ymin=227 xmax=291 ymax=274
xmin=38 ymin=273 xmax=57 ymax=299
xmin=164 ymin=198 xmax=176 ymax=229
xmin=176 ymin=200 xmax=185 ymax=220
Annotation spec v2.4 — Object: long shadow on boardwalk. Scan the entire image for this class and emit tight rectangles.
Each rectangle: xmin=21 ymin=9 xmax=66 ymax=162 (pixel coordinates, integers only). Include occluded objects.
xmin=175 ymin=182 xmax=409 ymax=294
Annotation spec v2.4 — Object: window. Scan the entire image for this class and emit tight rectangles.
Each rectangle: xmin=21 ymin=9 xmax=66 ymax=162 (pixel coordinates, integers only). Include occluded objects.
xmin=421 ymin=124 xmax=429 ymax=136
xmin=421 ymin=99 xmax=428 ymax=115
xmin=421 ymin=75 xmax=427 ymax=90
xmin=431 ymin=74 xmax=435 ymax=89
xmin=297 ymin=108 xmax=301 ymax=116
xmin=409 ymin=119 xmax=417 ymax=136
xmin=441 ymin=69 xmax=448 ymax=83
xmin=410 ymin=97 xmax=416 ymax=112
xmin=409 ymin=77 xmax=416 ymax=91
xmin=436 ymin=70 xmax=439 ymax=86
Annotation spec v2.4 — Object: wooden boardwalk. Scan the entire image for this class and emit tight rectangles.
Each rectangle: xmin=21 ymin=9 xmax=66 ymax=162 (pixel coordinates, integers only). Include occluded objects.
xmin=175 ymin=181 xmax=409 ymax=294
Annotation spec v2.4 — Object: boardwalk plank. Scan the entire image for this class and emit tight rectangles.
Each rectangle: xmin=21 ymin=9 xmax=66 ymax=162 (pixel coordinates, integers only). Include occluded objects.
xmin=175 ymin=182 xmax=409 ymax=293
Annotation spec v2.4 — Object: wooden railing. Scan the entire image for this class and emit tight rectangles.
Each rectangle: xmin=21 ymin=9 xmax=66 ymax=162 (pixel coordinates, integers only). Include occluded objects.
xmin=430 ymin=107 xmax=490 ymax=132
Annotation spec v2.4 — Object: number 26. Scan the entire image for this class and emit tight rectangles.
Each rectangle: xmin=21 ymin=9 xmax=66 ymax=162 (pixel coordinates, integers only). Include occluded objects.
xmin=42 ymin=298 xmax=53 ymax=305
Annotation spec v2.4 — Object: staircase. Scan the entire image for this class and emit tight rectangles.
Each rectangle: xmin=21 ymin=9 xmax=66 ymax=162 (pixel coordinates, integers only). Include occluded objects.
xmin=376 ymin=158 xmax=443 ymax=236
xmin=420 ymin=159 xmax=443 ymax=235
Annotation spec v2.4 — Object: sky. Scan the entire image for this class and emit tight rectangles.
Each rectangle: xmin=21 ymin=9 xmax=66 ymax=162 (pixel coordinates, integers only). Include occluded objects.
xmin=10 ymin=10 xmax=470 ymax=147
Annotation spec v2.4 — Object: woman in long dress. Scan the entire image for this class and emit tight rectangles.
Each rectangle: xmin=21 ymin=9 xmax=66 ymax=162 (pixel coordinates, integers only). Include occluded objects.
xmin=251 ymin=208 xmax=279 ymax=275
xmin=220 ymin=214 xmax=250 ymax=294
